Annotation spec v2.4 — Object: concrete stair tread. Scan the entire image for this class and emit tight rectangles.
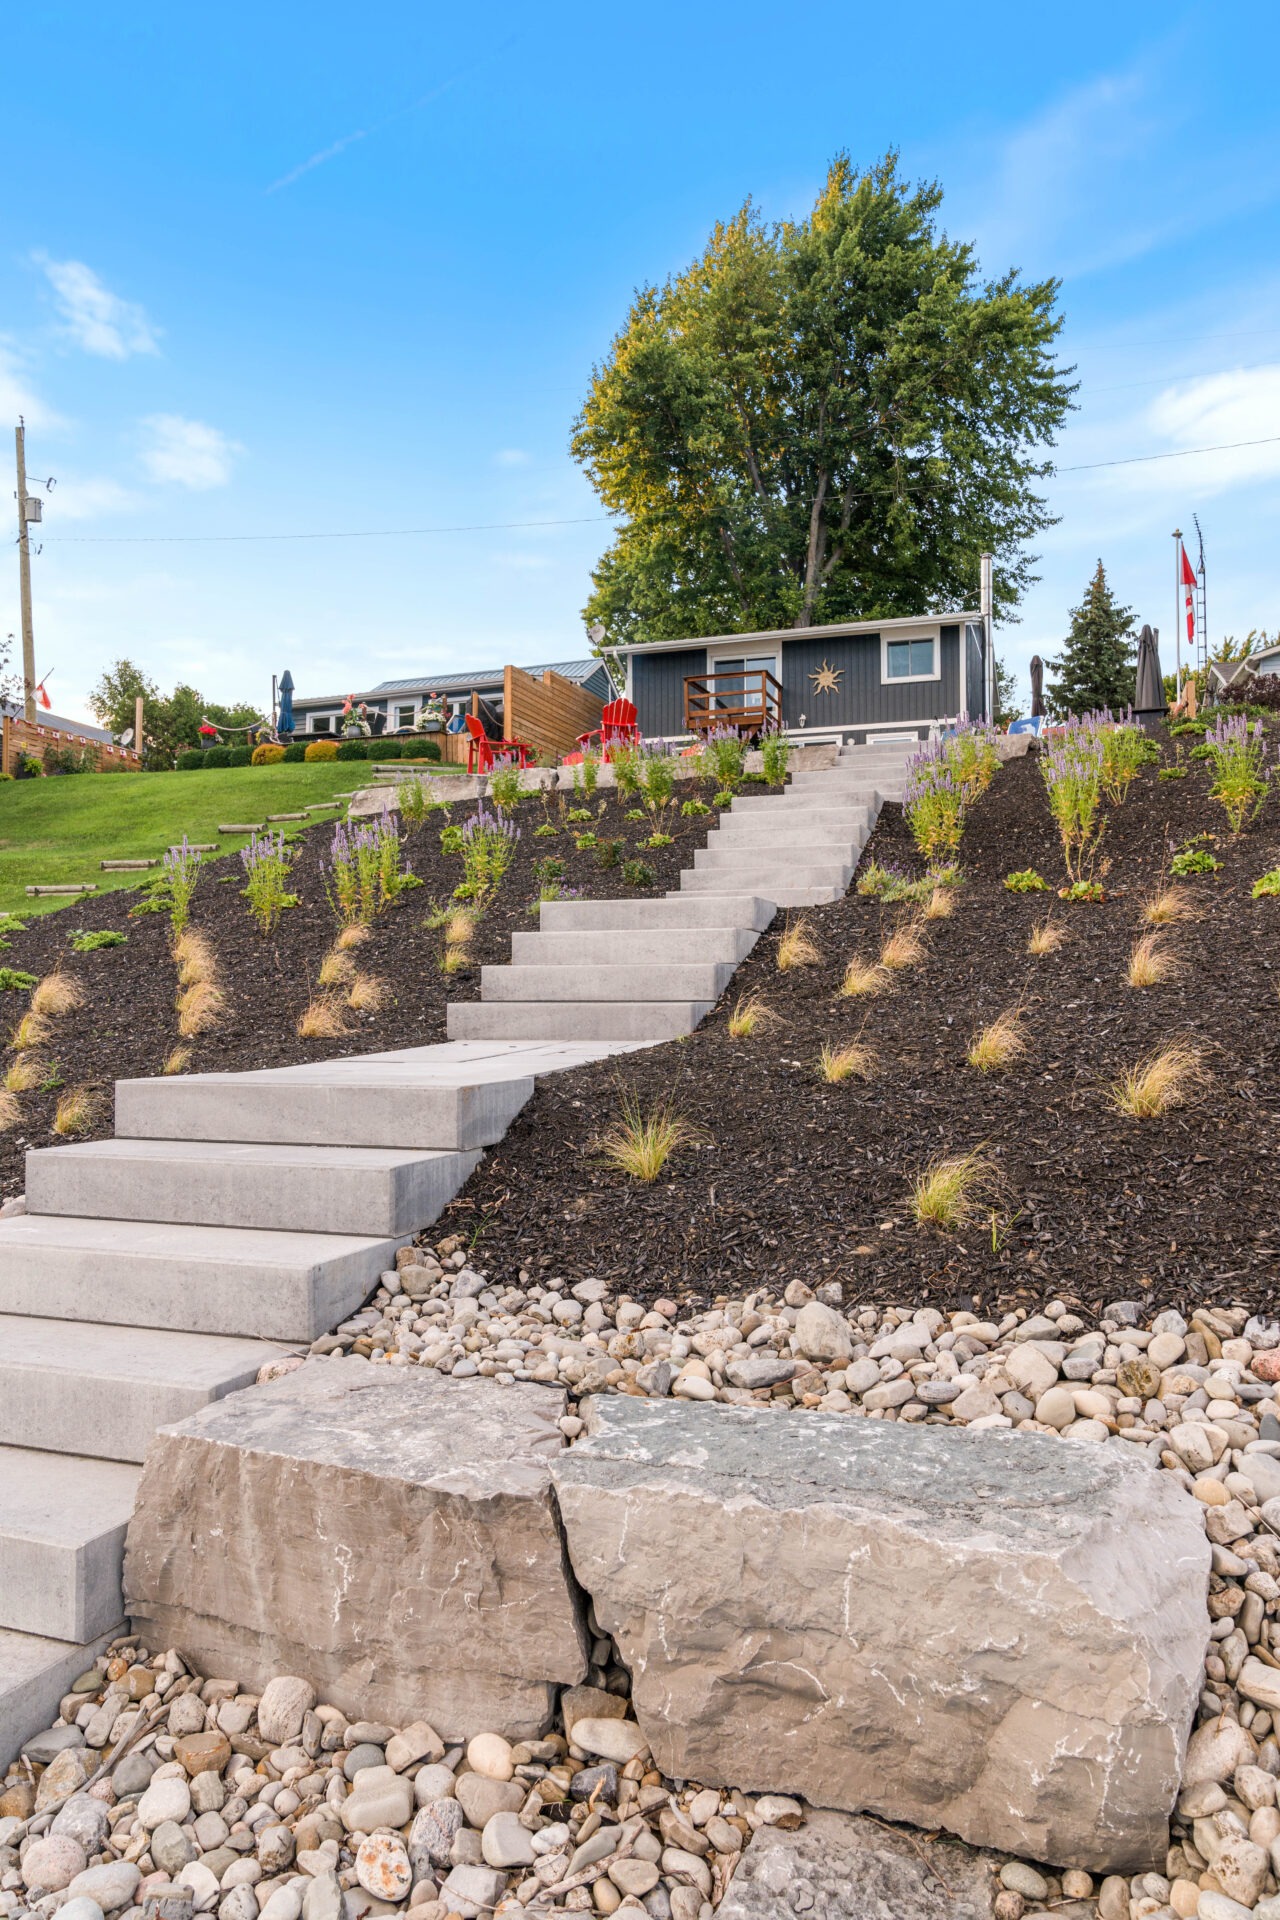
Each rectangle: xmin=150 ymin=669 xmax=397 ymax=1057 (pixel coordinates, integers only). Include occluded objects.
xmin=480 ymin=962 xmax=733 ymax=1002
xmin=36 ymin=1138 xmax=462 ymax=1172
xmin=0 ymin=1448 xmax=139 ymax=1641
xmin=511 ymin=930 xmax=755 ymax=964
xmin=0 ymin=1314 xmax=287 ymax=1386
xmin=448 ymin=1001 xmax=712 ymax=1042
xmin=539 ymin=895 xmax=774 ymax=931
xmin=0 ymin=1625 xmax=119 ymax=1767
xmin=0 ymin=1213 xmax=398 ymax=1341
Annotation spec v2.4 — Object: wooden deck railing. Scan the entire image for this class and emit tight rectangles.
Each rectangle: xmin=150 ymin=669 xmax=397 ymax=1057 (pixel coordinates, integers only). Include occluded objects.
xmin=684 ymin=669 xmax=783 ymax=735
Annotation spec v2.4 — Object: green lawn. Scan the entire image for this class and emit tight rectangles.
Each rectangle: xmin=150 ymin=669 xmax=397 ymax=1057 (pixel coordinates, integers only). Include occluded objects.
xmin=0 ymin=763 xmax=462 ymax=917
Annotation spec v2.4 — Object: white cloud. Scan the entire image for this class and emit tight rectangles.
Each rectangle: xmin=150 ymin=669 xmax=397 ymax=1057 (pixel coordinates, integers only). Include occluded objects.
xmin=0 ymin=340 xmax=68 ymax=431
xmin=139 ymin=415 xmax=242 ymax=490
xmin=36 ymin=256 xmax=160 ymax=360
xmin=50 ymin=476 xmax=142 ymax=521
xmin=1143 ymin=365 xmax=1280 ymax=491
xmin=494 ymin=448 xmax=532 ymax=467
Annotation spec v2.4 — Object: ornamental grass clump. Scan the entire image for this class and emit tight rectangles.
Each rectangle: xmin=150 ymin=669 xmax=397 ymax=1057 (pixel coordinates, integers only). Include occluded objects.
xmin=297 ymin=994 xmax=348 ymax=1040
xmin=326 ymin=814 xmax=410 ymax=923
xmin=923 ymin=886 xmax=954 ymax=920
xmin=1125 ymin=932 xmax=1182 ymax=990
xmin=1204 ymin=714 xmax=1271 ymax=833
xmin=903 ymin=740 xmax=966 ymax=866
xmin=879 ymin=917 xmax=926 ymax=970
xmin=52 ymin=1087 xmax=102 ymax=1137
xmin=347 ymin=973 xmax=387 ymax=1013
xmin=176 ymin=978 xmax=225 ymax=1038
xmin=30 ymin=973 xmax=85 ymax=1020
xmin=727 ymin=992 xmax=779 ymax=1038
xmin=172 ymin=930 xmax=216 ymax=988
xmin=909 ymin=1148 xmax=1000 ymax=1230
xmin=162 ymin=837 xmax=203 ymax=935
xmin=967 ymin=1010 xmax=1027 ymax=1073
xmin=598 ymin=1090 xmax=701 ymax=1184
xmin=1026 ymin=918 xmax=1065 ymax=956
xmin=1141 ymin=887 xmax=1194 ymax=926
xmin=317 ymin=947 xmax=355 ymax=988
xmin=818 ymin=1038 xmax=876 ymax=1083
xmin=240 ymin=830 xmax=294 ymax=934
xmin=8 ymin=1011 xmax=49 ymax=1052
xmin=839 ymin=955 xmax=887 ymax=997
xmin=776 ymin=915 xmax=820 ymax=971
xmin=1040 ymin=719 xmax=1107 ymax=882
xmin=1109 ymin=1041 xmax=1206 ymax=1118
xmin=4 ymin=1054 xmax=46 ymax=1093
xmin=162 ymin=1046 xmax=193 ymax=1075
xmin=0 ymin=1088 xmax=21 ymax=1132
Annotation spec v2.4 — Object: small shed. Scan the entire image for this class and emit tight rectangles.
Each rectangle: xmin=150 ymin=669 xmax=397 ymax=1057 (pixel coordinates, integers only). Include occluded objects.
xmin=615 ymin=610 xmax=986 ymax=745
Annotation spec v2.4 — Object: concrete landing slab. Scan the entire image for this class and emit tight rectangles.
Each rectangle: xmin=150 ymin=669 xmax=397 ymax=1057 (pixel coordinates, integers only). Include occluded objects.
xmin=0 ymin=1446 xmax=140 ymax=1641
xmin=0 ymin=1624 xmax=118 ymax=1769
xmin=26 ymin=1138 xmax=481 ymax=1238
xmin=0 ymin=1316 xmax=287 ymax=1462
xmin=447 ymin=1000 xmax=712 ymax=1042
xmin=126 ymin=1362 xmax=588 ymax=1740
xmin=0 ymin=1214 xmax=397 ymax=1340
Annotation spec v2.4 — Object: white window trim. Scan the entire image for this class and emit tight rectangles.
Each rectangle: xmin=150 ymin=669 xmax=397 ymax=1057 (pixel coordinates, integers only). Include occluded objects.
xmin=394 ymin=703 xmax=418 ymax=730
xmin=880 ymin=630 xmax=940 ymax=686
xmin=309 ymin=714 xmax=335 ymax=734
xmin=704 ymin=639 xmax=781 ymax=676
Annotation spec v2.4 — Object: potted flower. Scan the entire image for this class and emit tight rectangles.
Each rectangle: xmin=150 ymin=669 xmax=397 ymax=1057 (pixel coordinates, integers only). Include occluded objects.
xmin=418 ymin=695 xmax=445 ymax=734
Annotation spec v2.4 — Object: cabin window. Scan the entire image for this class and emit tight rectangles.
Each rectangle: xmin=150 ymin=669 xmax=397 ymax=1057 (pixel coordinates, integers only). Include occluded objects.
xmin=395 ymin=704 xmax=416 ymax=730
xmin=310 ymin=715 xmax=333 ymax=734
xmin=882 ymin=635 xmax=938 ymax=683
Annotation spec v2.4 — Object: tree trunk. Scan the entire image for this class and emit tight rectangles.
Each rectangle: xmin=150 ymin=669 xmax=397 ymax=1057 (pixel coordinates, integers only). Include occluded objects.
xmin=795 ymin=471 xmax=829 ymax=628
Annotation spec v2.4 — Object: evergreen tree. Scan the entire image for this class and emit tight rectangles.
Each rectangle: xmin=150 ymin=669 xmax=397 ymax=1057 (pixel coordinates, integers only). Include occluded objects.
xmin=1046 ymin=562 xmax=1136 ymax=716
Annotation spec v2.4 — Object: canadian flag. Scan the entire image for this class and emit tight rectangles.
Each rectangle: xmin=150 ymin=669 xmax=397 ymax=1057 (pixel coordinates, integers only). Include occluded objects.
xmin=35 ymin=680 xmax=51 ymax=710
xmin=1180 ymin=542 xmax=1197 ymax=645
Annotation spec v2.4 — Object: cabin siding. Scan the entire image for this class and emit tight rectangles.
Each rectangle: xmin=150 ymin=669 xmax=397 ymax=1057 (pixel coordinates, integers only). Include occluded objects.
xmin=779 ymin=627 xmax=960 ymax=730
xmin=632 ymin=646 xmax=708 ymax=737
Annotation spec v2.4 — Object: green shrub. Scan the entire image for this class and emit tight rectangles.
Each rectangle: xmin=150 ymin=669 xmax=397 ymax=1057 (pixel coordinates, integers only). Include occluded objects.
xmin=402 ymin=740 xmax=441 ymax=762
xmin=0 ymin=968 xmax=38 ymax=990
xmin=1170 ymin=847 xmax=1221 ymax=875
xmin=176 ymin=750 xmax=205 ymax=771
xmin=1158 ymin=766 xmax=1188 ymax=781
xmin=622 ymin=858 xmax=656 ymax=887
xmin=378 ymin=739 xmax=404 ymax=760
xmin=305 ymin=739 xmax=339 ymax=762
xmin=282 ymin=742 xmax=307 ymax=763
xmin=68 ymin=929 xmax=127 ymax=951
xmin=1189 ymin=742 xmax=1214 ymax=761
xmin=439 ymin=824 xmax=465 ymax=855
xmin=336 ymin=740 xmax=369 ymax=761
xmin=681 ymin=799 xmax=711 ymax=818
xmin=203 ymin=746 xmax=232 ymax=768
xmin=533 ymin=822 xmax=558 ymax=838
xmin=1252 ymin=869 xmax=1280 ymax=899
xmin=228 ymin=746 xmax=252 ymax=767
xmin=1004 ymin=869 xmax=1049 ymax=892
xmin=594 ymin=838 xmax=623 ymax=869
xmin=1168 ymin=720 xmax=1207 ymax=737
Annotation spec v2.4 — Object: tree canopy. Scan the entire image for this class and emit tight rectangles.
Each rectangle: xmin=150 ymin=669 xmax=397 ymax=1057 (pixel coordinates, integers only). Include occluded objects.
xmin=88 ymin=659 xmax=263 ymax=768
xmin=1046 ymin=562 xmax=1136 ymax=717
xmin=572 ymin=153 xmax=1075 ymax=644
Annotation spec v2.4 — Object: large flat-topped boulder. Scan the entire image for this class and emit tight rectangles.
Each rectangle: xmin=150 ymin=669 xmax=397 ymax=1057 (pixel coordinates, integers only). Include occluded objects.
xmin=126 ymin=1363 xmax=589 ymax=1737
xmin=551 ymin=1399 xmax=1210 ymax=1872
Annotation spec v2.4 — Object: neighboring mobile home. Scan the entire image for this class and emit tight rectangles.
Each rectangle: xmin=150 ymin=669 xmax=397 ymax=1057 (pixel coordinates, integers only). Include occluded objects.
xmin=292 ymin=659 xmax=615 ymax=739
xmin=616 ymin=611 xmax=988 ymax=744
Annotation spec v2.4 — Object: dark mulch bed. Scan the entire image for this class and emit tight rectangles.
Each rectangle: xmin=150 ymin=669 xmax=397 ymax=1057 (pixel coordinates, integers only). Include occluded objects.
xmin=0 ymin=781 xmax=727 ymax=1198
xmin=438 ymin=733 xmax=1280 ymax=1320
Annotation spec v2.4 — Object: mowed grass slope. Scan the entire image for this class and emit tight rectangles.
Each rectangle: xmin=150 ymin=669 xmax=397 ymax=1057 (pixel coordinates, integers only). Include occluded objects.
xmin=0 ymin=763 xmax=454 ymax=917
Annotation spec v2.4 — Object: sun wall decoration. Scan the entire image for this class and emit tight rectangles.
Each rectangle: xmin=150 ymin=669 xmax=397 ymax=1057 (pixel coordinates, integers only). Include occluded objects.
xmin=810 ymin=659 xmax=843 ymax=696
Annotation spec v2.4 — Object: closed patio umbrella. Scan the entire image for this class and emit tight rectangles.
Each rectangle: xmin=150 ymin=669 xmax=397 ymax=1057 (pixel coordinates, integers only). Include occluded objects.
xmin=277 ymin=670 xmax=295 ymax=740
xmin=1133 ymin=625 xmax=1166 ymax=726
xmin=1029 ymin=655 xmax=1045 ymax=718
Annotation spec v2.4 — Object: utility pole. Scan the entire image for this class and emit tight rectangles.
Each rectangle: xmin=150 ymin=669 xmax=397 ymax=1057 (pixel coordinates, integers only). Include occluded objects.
xmin=1171 ymin=528 xmax=1184 ymax=695
xmin=15 ymin=421 xmax=37 ymax=723
xmin=979 ymin=552 xmax=994 ymax=722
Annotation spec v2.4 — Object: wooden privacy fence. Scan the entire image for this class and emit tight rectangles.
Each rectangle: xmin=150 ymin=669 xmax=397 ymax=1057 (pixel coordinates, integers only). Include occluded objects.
xmin=2 ymin=715 xmax=142 ymax=776
xmin=504 ymin=664 xmax=604 ymax=763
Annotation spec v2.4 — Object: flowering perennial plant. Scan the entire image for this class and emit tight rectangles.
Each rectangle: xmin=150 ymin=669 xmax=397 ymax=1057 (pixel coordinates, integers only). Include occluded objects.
xmin=457 ymin=806 xmax=520 ymax=903
xmin=162 ymin=837 xmax=203 ymax=936
xmin=1204 ymin=714 xmax=1271 ymax=833
xmin=944 ymin=719 xmax=1001 ymax=798
xmin=1039 ymin=722 xmax=1106 ymax=882
xmin=239 ymin=830 xmax=293 ymax=933
xmin=903 ymin=741 xmax=966 ymax=866
xmin=326 ymin=814 xmax=408 ymax=924
xmin=701 ymin=724 xmax=746 ymax=793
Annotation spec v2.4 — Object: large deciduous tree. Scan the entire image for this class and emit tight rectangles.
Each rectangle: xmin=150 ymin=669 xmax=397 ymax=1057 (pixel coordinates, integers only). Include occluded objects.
xmin=572 ymin=154 xmax=1074 ymax=643
xmin=1046 ymin=562 xmax=1136 ymax=717
xmin=88 ymin=659 xmax=262 ymax=768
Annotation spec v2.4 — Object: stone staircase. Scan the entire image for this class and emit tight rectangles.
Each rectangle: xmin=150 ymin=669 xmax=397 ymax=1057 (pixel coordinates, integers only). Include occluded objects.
xmin=0 ymin=1039 xmax=636 ymax=1759
xmin=0 ymin=738 xmax=913 ymax=1758
xmin=448 ymin=738 xmax=914 ymax=1038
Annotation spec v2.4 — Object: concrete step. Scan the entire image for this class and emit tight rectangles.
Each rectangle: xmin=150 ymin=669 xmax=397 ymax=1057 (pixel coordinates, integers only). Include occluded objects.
xmin=0 ymin=1317 xmax=283 ymax=1463
xmin=538 ymin=895 xmax=774 ymax=932
xmin=0 ymin=1448 xmax=140 ymax=1641
xmin=447 ymin=1000 xmax=713 ymax=1042
xmin=693 ymin=842 xmax=863 ymax=872
xmin=0 ymin=1214 xmax=397 ymax=1342
xmin=510 ymin=928 xmax=757 ymax=966
xmin=480 ymin=962 xmax=735 ymax=1003
xmin=714 ymin=808 xmax=874 ymax=838
xmin=116 ymin=1064 xmax=534 ymax=1151
xmin=26 ymin=1139 xmax=481 ymax=1238
xmin=726 ymin=789 xmax=883 ymax=813
xmin=679 ymin=865 xmax=851 ymax=895
xmin=1 ymin=1624 xmax=119 ymax=1769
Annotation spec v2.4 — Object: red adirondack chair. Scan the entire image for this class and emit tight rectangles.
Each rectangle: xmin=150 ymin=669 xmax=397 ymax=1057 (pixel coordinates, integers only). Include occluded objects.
xmin=577 ymin=697 xmax=640 ymax=759
xmin=465 ymin=712 xmax=533 ymax=773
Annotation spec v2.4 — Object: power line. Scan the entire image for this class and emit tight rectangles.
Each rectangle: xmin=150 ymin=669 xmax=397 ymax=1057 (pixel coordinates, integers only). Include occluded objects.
xmin=1055 ymin=434 xmax=1280 ymax=473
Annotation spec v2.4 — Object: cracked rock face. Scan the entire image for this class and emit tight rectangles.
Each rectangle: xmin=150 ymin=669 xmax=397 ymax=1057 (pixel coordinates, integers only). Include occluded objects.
xmin=125 ymin=1363 xmax=589 ymax=1739
xmin=717 ymin=1808 xmax=997 ymax=1918
xmin=551 ymin=1396 xmax=1211 ymax=1872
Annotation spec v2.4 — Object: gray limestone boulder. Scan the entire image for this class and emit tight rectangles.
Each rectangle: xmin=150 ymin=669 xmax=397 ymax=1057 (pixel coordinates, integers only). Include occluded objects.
xmin=126 ymin=1363 xmax=588 ymax=1737
xmin=718 ymin=1810 xmax=996 ymax=1918
xmin=550 ymin=1398 xmax=1209 ymax=1872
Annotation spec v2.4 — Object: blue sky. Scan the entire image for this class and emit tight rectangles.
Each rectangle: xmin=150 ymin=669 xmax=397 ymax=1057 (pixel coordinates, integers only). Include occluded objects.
xmin=2 ymin=0 xmax=1278 ymax=722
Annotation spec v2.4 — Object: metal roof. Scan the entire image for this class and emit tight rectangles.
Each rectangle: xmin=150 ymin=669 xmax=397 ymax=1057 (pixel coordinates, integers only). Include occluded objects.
xmin=295 ymin=659 xmax=611 ymax=707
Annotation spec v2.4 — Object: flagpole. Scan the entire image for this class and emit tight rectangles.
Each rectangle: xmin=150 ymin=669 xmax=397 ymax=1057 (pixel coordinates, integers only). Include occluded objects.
xmin=1172 ymin=528 xmax=1183 ymax=693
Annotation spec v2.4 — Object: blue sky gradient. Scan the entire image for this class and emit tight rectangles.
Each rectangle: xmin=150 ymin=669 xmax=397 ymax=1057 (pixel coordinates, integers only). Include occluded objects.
xmin=2 ymin=0 xmax=1277 ymax=720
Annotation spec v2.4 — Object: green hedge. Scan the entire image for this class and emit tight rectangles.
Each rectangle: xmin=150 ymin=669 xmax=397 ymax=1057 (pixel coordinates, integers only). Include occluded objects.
xmin=228 ymin=746 xmax=252 ymax=767
xmin=377 ymin=740 xmax=404 ymax=759
xmin=282 ymin=742 xmax=307 ymax=763
xmin=336 ymin=740 xmax=370 ymax=761
xmin=176 ymin=750 xmax=205 ymax=771
xmin=402 ymin=740 xmax=442 ymax=763
xmin=202 ymin=746 xmax=233 ymax=768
